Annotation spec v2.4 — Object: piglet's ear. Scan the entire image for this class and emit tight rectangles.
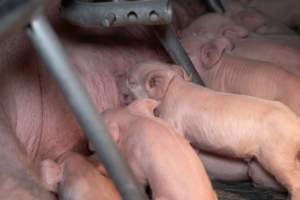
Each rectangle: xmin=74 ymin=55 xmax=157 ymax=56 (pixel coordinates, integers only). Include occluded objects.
xmin=40 ymin=159 xmax=63 ymax=193
xmin=170 ymin=65 xmax=191 ymax=81
xmin=215 ymin=37 xmax=234 ymax=51
xmin=200 ymin=37 xmax=232 ymax=69
xmin=144 ymin=69 xmax=173 ymax=100
xmin=107 ymin=122 xmax=120 ymax=145
xmin=144 ymin=99 xmax=160 ymax=113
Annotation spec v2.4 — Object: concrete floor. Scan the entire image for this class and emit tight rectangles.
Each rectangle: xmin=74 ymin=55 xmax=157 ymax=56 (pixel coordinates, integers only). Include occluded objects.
xmin=213 ymin=181 xmax=287 ymax=200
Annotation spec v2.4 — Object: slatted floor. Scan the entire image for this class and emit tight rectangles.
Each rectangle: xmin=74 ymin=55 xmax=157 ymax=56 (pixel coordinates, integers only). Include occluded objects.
xmin=213 ymin=181 xmax=287 ymax=200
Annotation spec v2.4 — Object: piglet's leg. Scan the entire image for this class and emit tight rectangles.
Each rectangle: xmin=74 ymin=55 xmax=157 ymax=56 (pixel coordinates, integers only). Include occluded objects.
xmin=248 ymin=161 xmax=285 ymax=191
xmin=0 ymin=109 xmax=55 ymax=200
xmin=197 ymin=150 xmax=249 ymax=182
xmin=257 ymin=143 xmax=300 ymax=200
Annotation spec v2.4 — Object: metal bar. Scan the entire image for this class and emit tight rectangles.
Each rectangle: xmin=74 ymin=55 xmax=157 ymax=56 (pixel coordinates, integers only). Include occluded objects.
xmin=0 ymin=0 xmax=43 ymax=42
xmin=26 ymin=15 xmax=148 ymax=200
xmin=61 ymin=0 xmax=172 ymax=28
xmin=61 ymin=0 xmax=203 ymax=85
xmin=205 ymin=0 xmax=225 ymax=13
xmin=154 ymin=25 xmax=205 ymax=85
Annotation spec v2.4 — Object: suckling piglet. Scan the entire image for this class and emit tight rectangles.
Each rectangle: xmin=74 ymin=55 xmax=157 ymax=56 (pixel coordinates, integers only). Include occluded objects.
xmin=125 ymin=61 xmax=300 ymax=199
xmin=40 ymin=152 xmax=121 ymax=200
xmin=100 ymin=98 xmax=217 ymax=200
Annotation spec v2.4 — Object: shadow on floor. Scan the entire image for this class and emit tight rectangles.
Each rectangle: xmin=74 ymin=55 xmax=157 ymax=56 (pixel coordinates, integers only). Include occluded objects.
xmin=213 ymin=181 xmax=288 ymax=200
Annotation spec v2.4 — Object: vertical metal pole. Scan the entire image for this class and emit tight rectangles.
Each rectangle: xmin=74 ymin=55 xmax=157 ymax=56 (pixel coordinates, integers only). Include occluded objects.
xmin=154 ymin=25 xmax=205 ymax=85
xmin=26 ymin=15 xmax=148 ymax=200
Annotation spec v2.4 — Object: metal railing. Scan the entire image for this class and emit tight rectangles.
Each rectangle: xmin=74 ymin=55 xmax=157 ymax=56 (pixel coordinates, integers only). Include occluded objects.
xmin=61 ymin=0 xmax=205 ymax=85
xmin=0 ymin=0 xmax=210 ymax=199
xmin=0 ymin=0 xmax=148 ymax=199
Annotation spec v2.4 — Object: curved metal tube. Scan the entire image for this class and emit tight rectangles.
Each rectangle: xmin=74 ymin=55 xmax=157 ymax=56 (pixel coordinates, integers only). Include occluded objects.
xmin=27 ymin=15 xmax=148 ymax=200
xmin=205 ymin=0 xmax=225 ymax=13
xmin=61 ymin=0 xmax=172 ymax=27
xmin=0 ymin=0 xmax=43 ymax=41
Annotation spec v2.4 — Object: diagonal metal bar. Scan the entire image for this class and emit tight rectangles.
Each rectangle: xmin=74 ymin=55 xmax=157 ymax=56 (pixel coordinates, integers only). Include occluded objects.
xmin=26 ymin=14 xmax=148 ymax=200
xmin=0 ymin=0 xmax=42 ymax=41
xmin=205 ymin=0 xmax=225 ymax=13
xmin=153 ymin=24 xmax=205 ymax=85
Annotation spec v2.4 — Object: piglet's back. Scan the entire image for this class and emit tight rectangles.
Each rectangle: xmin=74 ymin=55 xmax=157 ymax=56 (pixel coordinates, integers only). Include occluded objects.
xmin=123 ymin=116 xmax=217 ymax=200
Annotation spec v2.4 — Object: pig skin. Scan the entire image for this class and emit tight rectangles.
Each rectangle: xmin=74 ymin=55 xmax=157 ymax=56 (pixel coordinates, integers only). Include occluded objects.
xmin=119 ymin=60 xmax=285 ymax=191
xmin=182 ymin=34 xmax=300 ymax=117
xmin=221 ymin=0 xmax=300 ymax=29
xmin=182 ymin=13 xmax=300 ymax=78
xmin=41 ymin=152 xmax=122 ymax=200
xmin=0 ymin=1 xmax=206 ymax=199
xmin=101 ymin=99 xmax=217 ymax=200
xmin=125 ymin=61 xmax=300 ymax=198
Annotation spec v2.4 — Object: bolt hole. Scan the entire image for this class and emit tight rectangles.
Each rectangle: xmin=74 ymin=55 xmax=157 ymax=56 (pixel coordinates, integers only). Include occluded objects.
xmin=128 ymin=11 xmax=138 ymax=21
xmin=149 ymin=10 xmax=159 ymax=21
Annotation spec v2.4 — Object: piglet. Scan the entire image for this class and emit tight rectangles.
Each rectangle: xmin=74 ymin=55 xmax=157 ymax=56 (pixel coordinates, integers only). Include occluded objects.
xmin=230 ymin=8 xmax=297 ymax=36
xmin=100 ymin=98 xmax=217 ymax=200
xmin=182 ymin=33 xmax=300 ymax=116
xmin=40 ymin=152 xmax=121 ymax=200
xmin=181 ymin=13 xmax=249 ymax=40
xmin=182 ymin=13 xmax=300 ymax=78
xmin=125 ymin=61 xmax=300 ymax=199
xmin=222 ymin=1 xmax=297 ymax=36
xmin=221 ymin=0 xmax=300 ymax=29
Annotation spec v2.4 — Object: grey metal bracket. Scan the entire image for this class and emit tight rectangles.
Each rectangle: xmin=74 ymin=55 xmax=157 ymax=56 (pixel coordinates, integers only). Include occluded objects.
xmin=61 ymin=0 xmax=173 ymax=27
xmin=61 ymin=0 xmax=205 ymax=85
xmin=205 ymin=0 xmax=225 ymax=13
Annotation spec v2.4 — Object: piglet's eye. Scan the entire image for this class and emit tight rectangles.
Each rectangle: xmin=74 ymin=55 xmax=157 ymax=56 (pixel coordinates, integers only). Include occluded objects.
xmin=149 ymin=77 xmax=156 ymax=88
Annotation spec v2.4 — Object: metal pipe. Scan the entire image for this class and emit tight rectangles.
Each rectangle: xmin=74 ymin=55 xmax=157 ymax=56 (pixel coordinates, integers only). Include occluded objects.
xmin=26 ymin=15 xmax=148 ymax=200
xmin=153 ymin=25 xmax=205 ymax=85
xmin=61 ymin=0 xmax=202 ymax=85
xmin=205 ymin=0 xmax=225 ymax=13
xmin=61 ymin=0 xmax=172 ymax=28
xmin=0 ymin=0 xmax=43 ymax=41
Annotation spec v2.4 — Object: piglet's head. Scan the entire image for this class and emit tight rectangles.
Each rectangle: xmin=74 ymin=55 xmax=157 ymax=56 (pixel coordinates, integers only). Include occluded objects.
xmin=98 ymin=99 xmax=159 ymax=149
xmin=183 ymin=13 xmax=248 ymax=42
xmin=126 ymin=61 xmax=189 ymax=101
xmin=182 ymin=34 xmax=233 ymax=73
